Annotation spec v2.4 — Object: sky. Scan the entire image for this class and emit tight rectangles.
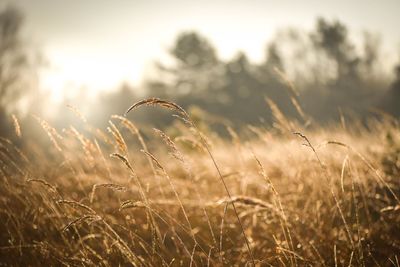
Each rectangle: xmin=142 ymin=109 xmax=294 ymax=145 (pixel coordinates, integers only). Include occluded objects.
xmin=8 ymin=0 xmax=400 ymax=100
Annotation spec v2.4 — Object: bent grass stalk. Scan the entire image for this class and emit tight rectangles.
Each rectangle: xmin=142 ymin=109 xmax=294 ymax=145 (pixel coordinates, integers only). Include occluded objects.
xmin=112 ymin=115 xmax=166 ymax=198
xmin=153 ymin=128 xmax=218 ymax=249
xmin=125 ymin=98 xmax=256 ymax=266
xmin=294 ymin=132 xmax=355 ymax=249
xmin=110 ymin=152 xmax=163 ymax=249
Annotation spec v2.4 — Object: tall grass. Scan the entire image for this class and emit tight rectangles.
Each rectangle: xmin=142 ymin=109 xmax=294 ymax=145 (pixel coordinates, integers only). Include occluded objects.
xmin=0 ymin=99 xmax=399 ymax=266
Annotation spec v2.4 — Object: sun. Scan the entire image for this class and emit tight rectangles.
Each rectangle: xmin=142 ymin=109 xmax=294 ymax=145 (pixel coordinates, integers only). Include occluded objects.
xmin=40 ymin=49 xmax=143 ymax=102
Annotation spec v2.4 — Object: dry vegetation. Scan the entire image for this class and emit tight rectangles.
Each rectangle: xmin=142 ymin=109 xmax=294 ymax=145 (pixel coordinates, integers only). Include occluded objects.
xmin=0 ymin=98 xmax=399 ymax=266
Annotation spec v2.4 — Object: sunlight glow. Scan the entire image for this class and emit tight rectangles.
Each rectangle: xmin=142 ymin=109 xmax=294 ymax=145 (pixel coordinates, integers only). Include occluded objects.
xmin=41 ymin=50 xmax=143 ymax=102
xmin=18 ymin=0 xmax=399 ymax=101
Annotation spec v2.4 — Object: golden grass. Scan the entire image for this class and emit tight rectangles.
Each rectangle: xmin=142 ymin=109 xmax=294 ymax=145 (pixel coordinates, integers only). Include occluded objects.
xmin=0 ymin=99 xmax=399 ymax=266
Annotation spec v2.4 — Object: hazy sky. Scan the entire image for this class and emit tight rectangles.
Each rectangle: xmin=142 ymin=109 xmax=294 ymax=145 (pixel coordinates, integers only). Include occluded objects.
xmin=8 ymin=0 xmax=400 ymax=99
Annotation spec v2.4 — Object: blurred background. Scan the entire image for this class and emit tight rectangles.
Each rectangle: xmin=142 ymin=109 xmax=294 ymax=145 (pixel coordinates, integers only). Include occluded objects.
xmin=1 ymin=0 xmax=400 ymax=137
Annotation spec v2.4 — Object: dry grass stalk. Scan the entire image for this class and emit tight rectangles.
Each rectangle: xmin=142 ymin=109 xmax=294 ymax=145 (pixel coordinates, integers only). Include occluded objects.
xmin=340 ymin=155 xmax=349 ymax=193
xmin=90 ymin=183 xmax=127 ymax=203
xmin=0 ymin=137 xmax=29 ymax=163
xmin=140 ymin=149 xmax=195 ymax=242
xmin=265 ymin=97 xmax=294 ymax=132
xmin=107 ymin=121 xmax=128 ymax=155
xmin=153 ymin=128 xmax=184 ymax=163
xmin=3 ymin=97 xmax=399 ymax=266
xmin=294 ymin=132 xmax=355 ymax=249
xmin=110 ymin=153 xmax=135 ymax=174
xmin=62 ymin=214 xmax=100 ymax=232
xmin=126 ymin=98 xmax=255 ymax=266
xmin=273 ymin=67 xmax=300 ymax=97
xmin=273 ymin=68 xmax=311 ymax=125
xmin=27 ymin=178 xmax=58 ymax=194
xmin=125 ymin=97 xmax=189 ymax=119
xmin=154 ymin=127 xmax=218 ymax=250
xmin=111 ymin=115 xmax=139 ymax=135
xmin=380 ymin=205 xmax=400 ymax=212
xmin=251 ymin=149 xmax=296 ymax=266
xmin=119 ymin=200 xmax=146 ymax=211
xmin=33 ymin=115 xmax=63 ymax=152
xmin=175 ymin=135 xmax=206 ymax=152
xmin=110 ymin=152 xmax=163 ymax=246
xmin=68 ymin=126 xmax=96 ymax=164
xmin=0 ymin=148 xmax=25 ymax=176
xmin=216 ymin=195 xmax=275 ymax=210
xmin=66 ymin=104 xmax=87 ymax=123
xmin=11 ymin=114 xmax=21 ymax=138
xmin=112 ymin=115 xmax=164 ymax=197
xmin=94 ymin=128 xmax=114 ymax=146
xmin=94 ymin=139 xmax=111 ymax=178
xmin=325 ymin=140 xmax=400 ymax=204
xmin=57 ymin=200 xmax=96 ymax=214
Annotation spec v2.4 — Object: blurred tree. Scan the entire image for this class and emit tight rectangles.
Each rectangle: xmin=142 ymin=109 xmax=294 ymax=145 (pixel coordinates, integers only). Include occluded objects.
xmin=0 ymin=6 xmax=29 ymax=110
xmin=311 ymin=18 xmax=360 ymax=81
xmin=362 ymin=32 xmax=380 ymax=73
xmin=171 ymin=31 xmax=217 ymax=69
xmin=144 ymin=18 xmax=393 ymax=129
xmin=0 ymin=5 xmax=38 ymax=135
xmin=393 ymin=64 xmax=400 ymax=93
xmin=147 ymin=32 xmax=222 ymax=99
xmin=300 ymin=18 xmax=386 ymax=121
xmin=262 ymin=43 xmax=283 ymax=73
xmin=382 ymin=64 xmax=400 ymax=117
xmin=147 ymin=31 xmax=306 ymax=128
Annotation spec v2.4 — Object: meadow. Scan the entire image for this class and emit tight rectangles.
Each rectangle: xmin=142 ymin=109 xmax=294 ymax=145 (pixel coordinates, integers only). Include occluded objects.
xmin=0 ymin=98 xmax=399 ymax=266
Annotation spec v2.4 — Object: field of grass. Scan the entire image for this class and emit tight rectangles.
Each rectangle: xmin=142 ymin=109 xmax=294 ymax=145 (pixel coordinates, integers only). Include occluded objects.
xmin=0 ymin=99 xmax=399 ymax=266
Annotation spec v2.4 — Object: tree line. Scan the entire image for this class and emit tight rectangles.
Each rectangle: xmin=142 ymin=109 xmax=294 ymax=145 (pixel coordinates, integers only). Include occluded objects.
xmin=0 ymin=5 xmax=400 ymax=137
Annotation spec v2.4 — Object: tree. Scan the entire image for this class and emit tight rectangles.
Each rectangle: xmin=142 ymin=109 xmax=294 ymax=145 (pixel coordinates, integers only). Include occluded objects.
xmin=263 ymin=43 xmax=283 ymax=73
xmin=171 ymin=31 xmax=217 ymax=69
xmin=0 ymin=6 xmax=30 ymax=110
xmin=311 ymin=18 xmax=360 ymax=81
xmin=382 ymin=64 xmax=400 ymax=117
xmin=0 ymin=5 xmax=38 ymax=135
xmin=147 ymin=32 xmax=223 ymax=98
